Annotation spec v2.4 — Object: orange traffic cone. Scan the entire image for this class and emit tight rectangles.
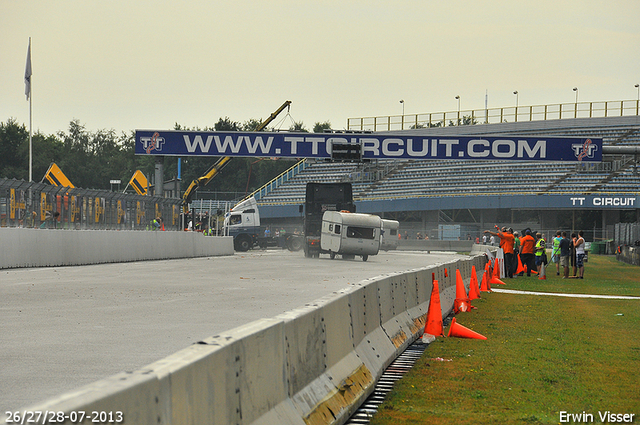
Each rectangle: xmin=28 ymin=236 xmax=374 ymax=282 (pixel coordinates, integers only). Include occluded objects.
xmin=480 ymin=270 xmax=491 ymax=292
xmin=453 ymin=269 xmax=471 ymax=313
xmin=538 ymin=261 xmax=546 ymax=280
xmin=422 ymin=279 xmax=444 ymax=343
xmin=469 ymin=265 xmax=481 ymax=300
xmin=516 ymin=255 xmax=526 ymax=275
xmin=490 ymin=261 xmax=506 ymax=285
xmin=447 ymin=317 xmax=487 ymax=340
xmin=481 ymin=263 xmax=492 ymax=292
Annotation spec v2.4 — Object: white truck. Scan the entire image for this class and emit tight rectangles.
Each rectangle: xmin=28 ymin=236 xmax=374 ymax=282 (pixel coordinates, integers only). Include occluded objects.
xmin=223 ymin=197 xmax=301 ymax=252
xmin=320 ymin=210 xmax=382 ymax=261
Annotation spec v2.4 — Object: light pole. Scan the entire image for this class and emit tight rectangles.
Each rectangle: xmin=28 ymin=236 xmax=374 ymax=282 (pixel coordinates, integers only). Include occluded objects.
xmin=573 ymin=87 xmax=578 ymax=118
xmin=455 ymin=95 xmax=460 ymax=125
xmin=513 ymin=91 xmax=519 ymax=122
xmin=399 ymin=100 xmax=405 ymax=129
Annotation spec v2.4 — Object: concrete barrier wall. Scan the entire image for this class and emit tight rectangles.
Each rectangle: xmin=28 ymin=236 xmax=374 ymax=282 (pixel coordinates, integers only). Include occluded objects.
xmin=0 ymin=228 xmax=234 ymax=269
xmin=13 ymin=255 xmax=487 ymax=425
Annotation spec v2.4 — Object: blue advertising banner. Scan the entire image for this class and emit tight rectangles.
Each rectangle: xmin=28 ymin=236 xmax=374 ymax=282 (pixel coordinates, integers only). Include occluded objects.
xmin=135 ymin=130 xmax=602 ymax=162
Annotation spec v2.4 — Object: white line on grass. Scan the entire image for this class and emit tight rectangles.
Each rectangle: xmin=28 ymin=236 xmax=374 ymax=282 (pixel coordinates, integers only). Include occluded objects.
xmin=491 ymin=288 xmax=640 ymax=300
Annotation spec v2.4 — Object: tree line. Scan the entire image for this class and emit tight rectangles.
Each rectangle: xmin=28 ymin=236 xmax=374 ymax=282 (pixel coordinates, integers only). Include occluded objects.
xmin=0 ymin=117 xmax=332 ymax=199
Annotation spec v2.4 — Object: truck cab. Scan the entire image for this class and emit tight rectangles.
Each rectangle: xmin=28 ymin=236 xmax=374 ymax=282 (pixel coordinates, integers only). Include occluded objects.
xmin=223 ymin=197 xmax=261 ymax=251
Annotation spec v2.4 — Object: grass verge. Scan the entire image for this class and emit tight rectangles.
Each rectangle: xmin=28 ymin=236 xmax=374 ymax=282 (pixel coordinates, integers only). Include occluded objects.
xmin=370 ymin=255 xmax=640 ymax=425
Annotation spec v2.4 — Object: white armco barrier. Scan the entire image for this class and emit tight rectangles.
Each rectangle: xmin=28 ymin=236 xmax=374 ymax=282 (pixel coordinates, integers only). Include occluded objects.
xmin=0 ymin=228 xmax=233 ymax=269
xmin=12 ymin=255 xmax=487 ymax=425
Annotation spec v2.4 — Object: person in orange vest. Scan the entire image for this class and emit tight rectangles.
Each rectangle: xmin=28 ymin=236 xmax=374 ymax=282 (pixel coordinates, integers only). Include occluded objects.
xmin=519 ymin=230 xmax=536 ymax=277
xmin=484 ymin=226 xmax=516 ymax=278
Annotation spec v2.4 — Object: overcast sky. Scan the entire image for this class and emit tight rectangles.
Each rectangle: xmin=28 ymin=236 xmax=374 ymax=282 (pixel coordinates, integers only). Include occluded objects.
xmin=2 ymin=1 xmax=639 ymax=136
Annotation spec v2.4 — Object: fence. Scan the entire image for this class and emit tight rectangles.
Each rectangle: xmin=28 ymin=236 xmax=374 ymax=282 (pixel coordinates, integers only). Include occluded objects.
xmin=348 ymin=99 xmax=640 ymax=131
xmin=615 ymin=222 xmax=640 ymax=246
xmin=0 ymin=178 xmax=182 ymax=231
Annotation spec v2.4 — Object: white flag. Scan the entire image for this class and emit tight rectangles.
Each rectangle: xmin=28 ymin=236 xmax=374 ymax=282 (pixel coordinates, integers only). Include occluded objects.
xmin=25 ymin=39 xmax=32 ymax=100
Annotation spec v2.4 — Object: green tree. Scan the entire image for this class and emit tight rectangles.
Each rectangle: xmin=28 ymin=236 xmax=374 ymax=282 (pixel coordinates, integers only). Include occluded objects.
xmin=313 ymin=121 xmax=332 ymax=133
xmin=289 ymin=121 xmax=309 ymax=132
xmin=0 ymin=119 xmax=29 ymax=179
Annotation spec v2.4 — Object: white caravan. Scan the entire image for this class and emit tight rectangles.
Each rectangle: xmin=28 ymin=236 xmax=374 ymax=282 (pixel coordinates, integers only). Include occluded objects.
xmin=380 ymin=219 xmax=400 ymax=251
xmin=320 ymin=211 xmax=382 ymax=261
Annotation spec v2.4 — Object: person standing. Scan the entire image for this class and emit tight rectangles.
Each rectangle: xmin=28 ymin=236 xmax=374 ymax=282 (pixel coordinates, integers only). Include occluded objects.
xmin=574 ymin=230 xmax=586 ymax=279
xmin=570 ymin=232 xmax=578 ymax=277
xmin=484 ymin=227 xmax=515 ymax=278
xmin=520 ymin=230 xmax=536 ymax=277
xmin=559 ymin=231 xmax=571 ymax=279
xmin=512 ymin=231 xmax=521 ymax=277
xmin=534 ymin=232 xmax=547 ymax=274
xmin=552 ymin=230 xmax=562 ymax=276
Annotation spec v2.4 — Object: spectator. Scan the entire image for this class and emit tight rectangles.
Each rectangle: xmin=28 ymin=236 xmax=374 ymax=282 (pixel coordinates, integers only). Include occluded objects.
xmin=482 ymin=234 xmax=487 ymax=245
xmin=512 ymin=231 xmax=520 ymax=277
xmin=534 ymin=232 xmax=546 ymax=274
xmin=574 ymin=230 xmax=586 ymax=279
xmin=551 ymin=230 xmax=562 ymax=276
xmin=484 ymin=227 xmax=515 ymax=278
xmin=519 ymin=230 xmax=536 ymax=277
xmin=489 ymin=235 xmax=495 ymax=246
xmin=559 ymin=231 xmax=571 ymax=278
xmin=570 ymin=232 xmax=578 ymax=277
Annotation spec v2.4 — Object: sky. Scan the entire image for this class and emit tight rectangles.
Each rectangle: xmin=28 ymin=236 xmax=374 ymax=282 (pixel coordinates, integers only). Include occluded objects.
xmin=2 ymin=1 xmax=640 ymax=136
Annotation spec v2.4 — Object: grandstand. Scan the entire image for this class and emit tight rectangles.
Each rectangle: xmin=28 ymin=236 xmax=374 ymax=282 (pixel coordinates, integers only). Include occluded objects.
xmin=254 ymin=115 xmax=640 ymax=241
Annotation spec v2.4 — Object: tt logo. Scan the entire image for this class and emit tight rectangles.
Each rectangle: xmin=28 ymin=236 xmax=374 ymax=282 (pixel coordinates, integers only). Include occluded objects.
xmin=140 ymin=132 xmax=165 ymax=154
xmin=572 ymin=139 xmax=598 ymax=160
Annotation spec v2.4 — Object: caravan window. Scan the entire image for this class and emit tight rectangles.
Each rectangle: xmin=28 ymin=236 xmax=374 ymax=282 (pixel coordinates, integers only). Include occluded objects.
xmin=346 ymin=226 xmax=375 ymax=239
xmin=389 ymin=229 xmax=398 ymax=236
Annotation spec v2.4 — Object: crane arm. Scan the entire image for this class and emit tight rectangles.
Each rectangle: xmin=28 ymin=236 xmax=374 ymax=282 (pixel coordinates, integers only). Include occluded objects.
xmin=181 ymin=100 xmax=292 ymax=215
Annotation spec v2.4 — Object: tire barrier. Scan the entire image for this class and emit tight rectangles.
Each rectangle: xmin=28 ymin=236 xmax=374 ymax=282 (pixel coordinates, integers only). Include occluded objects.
xmin=0 ymin=228 xmax=234 ymax=269
xmin=11 ymin=255 xmax=486 ymax=425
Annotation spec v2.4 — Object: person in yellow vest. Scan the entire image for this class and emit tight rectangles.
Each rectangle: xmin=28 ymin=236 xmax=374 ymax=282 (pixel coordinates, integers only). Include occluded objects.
xmin=534 ymin=233 xmax=547 ymax=274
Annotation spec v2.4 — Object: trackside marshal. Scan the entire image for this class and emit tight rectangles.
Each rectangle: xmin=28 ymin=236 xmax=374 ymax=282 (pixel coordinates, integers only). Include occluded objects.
xmin=135 ymin=130 xmax=603 ymax=162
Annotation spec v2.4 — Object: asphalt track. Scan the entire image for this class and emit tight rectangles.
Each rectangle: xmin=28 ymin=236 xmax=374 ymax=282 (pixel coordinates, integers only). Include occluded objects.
xmin=1 ymin=249 xmax=464 ymax=411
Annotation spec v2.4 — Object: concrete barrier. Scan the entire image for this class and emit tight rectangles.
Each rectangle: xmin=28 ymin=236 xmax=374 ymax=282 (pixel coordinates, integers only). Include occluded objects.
xmin=9 ymin=254 xmax=487 ymax=425
xmin=0 ymin=228 xmax=234 ymax=269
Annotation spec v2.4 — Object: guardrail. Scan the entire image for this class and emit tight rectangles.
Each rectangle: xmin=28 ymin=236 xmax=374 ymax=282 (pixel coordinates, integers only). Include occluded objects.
xmin=348 ymin=99 xmax=640 ymax=131
xmin=0 ymin=178 xmax=181 ymax=230
xmin=10 ymin=254 xmax=486 ymax=425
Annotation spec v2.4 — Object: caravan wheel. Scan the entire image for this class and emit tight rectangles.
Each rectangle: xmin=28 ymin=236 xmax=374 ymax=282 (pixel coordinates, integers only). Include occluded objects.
xmin=362 ymin=255 xmax=368 ymax=262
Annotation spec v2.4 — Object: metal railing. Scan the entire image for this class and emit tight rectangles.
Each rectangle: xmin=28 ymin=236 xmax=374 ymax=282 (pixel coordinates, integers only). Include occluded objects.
xmin=244 ymin=159 xmax=309 ymax=202
xmin=348 ymin=99 xmax=640 ymax=131
xmin=0 ymin=178 xmax=181 ymax=230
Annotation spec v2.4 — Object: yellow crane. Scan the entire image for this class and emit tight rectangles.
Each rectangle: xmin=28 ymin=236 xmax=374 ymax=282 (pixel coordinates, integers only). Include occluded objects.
xmin=181 ymin=100 xmax=292 ymax=215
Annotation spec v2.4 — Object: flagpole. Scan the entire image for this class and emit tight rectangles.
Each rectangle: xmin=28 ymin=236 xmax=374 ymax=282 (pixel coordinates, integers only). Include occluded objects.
xmin=27 ymin=37 xmax=33 ymax=182
xmin=29 ymin=68 xmax=33 ymax=182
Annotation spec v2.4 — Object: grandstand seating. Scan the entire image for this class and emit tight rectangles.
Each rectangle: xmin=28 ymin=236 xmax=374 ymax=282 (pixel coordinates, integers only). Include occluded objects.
xmin=257 ymin=117 xmax=640 ymax=206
